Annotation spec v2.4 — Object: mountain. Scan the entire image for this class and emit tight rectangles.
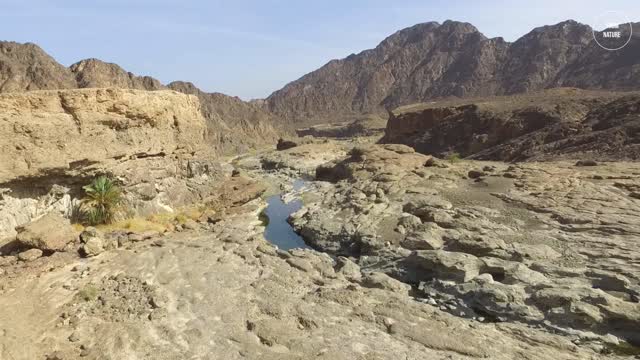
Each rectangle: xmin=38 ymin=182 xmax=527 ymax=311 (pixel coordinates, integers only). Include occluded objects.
xmin=0 ymin=42 xmax=280 ymax=153
xmin=167 ymin=81 xmax=280 ymax=153
xmin=70 ymin=58 xmax=165 ymax=90
xmin=0 ymin=42 xmax=77 ymax=92
xmin=266 ymin=20 xmax=640 ymax=125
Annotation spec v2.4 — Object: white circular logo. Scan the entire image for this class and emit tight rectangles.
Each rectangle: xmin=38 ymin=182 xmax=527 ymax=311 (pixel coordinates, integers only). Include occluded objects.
xmin=592 ymin=10 xmax=633 ymax=51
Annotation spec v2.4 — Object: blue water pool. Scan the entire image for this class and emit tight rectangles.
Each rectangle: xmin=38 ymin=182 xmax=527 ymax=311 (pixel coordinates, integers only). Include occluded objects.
xmin=262 ymin=180 xmax=310 ymax=250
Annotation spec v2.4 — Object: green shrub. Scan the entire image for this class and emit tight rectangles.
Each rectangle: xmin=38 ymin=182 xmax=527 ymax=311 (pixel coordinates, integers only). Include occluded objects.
xmin=80 ymin=176 xmax=123 ymax=225
xmin=258 ymin=210 xmax=270 ymax=227
xmin=348 ymin=146 xmax=367 ymax=160
xmin=77 ymin=285 xmax=99 ymax=302
xmin=446 ymin=152 xmax=462 ymax=163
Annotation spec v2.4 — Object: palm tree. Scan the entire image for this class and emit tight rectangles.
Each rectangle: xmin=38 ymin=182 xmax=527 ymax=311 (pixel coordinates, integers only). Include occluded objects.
xmin=80 ymin=176 xmax=123 ymax=225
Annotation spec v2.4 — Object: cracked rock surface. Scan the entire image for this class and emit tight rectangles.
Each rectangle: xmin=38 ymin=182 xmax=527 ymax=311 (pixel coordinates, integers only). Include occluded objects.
xmin=0 ymin=142 xmax=638 ymax=359
xmin=289 ymin=144 xmax=640 ymax=353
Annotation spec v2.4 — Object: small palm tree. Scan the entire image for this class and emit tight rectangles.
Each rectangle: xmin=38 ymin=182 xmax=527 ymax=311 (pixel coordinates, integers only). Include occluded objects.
xmin=80 ymin=176 xmax=123 ymax=225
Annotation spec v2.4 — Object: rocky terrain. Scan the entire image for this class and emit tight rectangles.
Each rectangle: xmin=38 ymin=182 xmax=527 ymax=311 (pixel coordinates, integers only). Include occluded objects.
xmin=0 ymin=142 xmax=640 ymax=360
xmin=382 ymin=88 xmax=640 ymax=161
xmin=1 ymin=17 xmax=640 ymax=360
xmin=1 ymin=139 xmax=639 ymax=359
xmin=69 ymin=59 xmax=165 ymax=91
xmin=0 ymin=41 xmax=77 ymax=92
xmin=0 ymin=88 xmax=232 ymax=247
xmin=283 ymin=142 xmax=640 ymax=355
xmin=266 ymin=20 xmax=640 ymax=125
xmin=296 ymin=114 xmax=387 ymax=139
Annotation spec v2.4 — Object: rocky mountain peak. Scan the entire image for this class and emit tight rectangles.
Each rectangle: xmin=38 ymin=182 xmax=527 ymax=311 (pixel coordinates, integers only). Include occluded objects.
xmin=267 ymin=19 xmax=640 ymax=125
xmin=0 ymin=41 xmax=77 ymax=92
xmin=69 ymin=58 xmax=165 ymax=90
xmin=166 ymin=80 xmax=201 ymax=95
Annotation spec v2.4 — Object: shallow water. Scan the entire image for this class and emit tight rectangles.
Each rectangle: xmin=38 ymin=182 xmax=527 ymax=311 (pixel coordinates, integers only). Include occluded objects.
xmin=263 ymin=180 xmax=310 ymax=250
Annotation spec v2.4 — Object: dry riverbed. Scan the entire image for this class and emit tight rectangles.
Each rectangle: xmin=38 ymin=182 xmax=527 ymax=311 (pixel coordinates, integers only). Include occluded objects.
xmin=0 ymin=140 xmax=639 ymax=359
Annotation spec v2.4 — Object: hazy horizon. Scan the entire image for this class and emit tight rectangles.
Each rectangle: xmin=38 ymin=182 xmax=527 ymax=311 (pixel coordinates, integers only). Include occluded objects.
xmin=2 ymin=0 xmax=638 ymax=100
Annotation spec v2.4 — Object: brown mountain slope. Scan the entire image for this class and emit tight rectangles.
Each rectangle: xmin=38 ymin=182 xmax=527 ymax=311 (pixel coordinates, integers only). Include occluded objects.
xmin=382 ymin=88 xmax=640 ymax=161
xmin=69 ymin=58 xmax=165 ymax=90
xmin=266 ymin=20 xmax=640 ymax=125
xmin=0 ymin=42 xmax=77 ymax=92
xmin=168 ymin=81 xmax=280 ymax=153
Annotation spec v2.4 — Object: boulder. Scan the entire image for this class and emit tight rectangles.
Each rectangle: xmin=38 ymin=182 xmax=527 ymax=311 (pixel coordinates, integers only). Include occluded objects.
xmin=17 ymin=248 xmax=43 ymax=262
xmin=15 ymin=213 xmax=77 ymax=252
xmin=361 ymin=272 xmax=411 ymax=294
xmin=403 ymin=194 xmax=453 ymax=213
xmin=335 ymin=257 xmax=361 ymax=281
xmin=80 ymin=227 xmax=106 ymax=257
xmin=82 ymin=237 xmax=104 ymax=257
xmin=468 ymin=170 xmax=486 ymax=179
xmin=408 ymin=250 xmax=483 ymax=282
xmin=575 ymin=160 xmax=598 ymax=167
xmin=276 ymin=138 xmax=298 ymax=151
xmin=401 ymin=224 xmax=444 ymax=250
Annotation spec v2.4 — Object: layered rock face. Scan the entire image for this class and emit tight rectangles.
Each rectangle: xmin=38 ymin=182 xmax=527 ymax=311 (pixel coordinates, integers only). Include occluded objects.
xmin=267 ymin=20 xmax=640 ymax=125
xmin=0 ymin=88 xmax=220 ymax=242
xmin=0 ymin=43 xmax=281 ymax=152
xmin=382 ymin=88 xmax=640 ymax=161
xmin=0 ymin=88 xmax=206 ymax=182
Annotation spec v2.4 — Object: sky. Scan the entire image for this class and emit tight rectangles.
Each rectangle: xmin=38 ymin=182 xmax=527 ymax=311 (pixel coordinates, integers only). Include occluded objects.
xmin=1 ymin=0 xmax=638 ymax=99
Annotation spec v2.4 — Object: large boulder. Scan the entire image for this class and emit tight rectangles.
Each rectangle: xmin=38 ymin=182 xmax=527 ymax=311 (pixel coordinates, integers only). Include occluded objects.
xmin=276 ymin=138 xmax=298 ymax=151
xmin=15 ymin=213 xmax=77 ymax=252
xmin=407 ymin=250 xmax=483 ymax=283
xmin=80 ymin=227 xmax=108 ymax=257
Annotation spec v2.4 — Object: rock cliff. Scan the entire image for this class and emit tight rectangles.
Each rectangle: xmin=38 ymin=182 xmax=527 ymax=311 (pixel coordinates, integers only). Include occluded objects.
xmin=0 ymin=88 xmax=220 ymax=242
xmin=0 ymin=44 xmax=281 ymax=152
xmin=168 ymin=81 xmax=281 ymax=154
xmin=0 ymin=88 xmax=206 ymax=183
xmin=382 ymin=88 xmax=640 ymax=161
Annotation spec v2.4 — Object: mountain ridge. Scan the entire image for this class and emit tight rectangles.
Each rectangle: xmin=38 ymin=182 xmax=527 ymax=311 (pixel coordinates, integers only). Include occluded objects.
xmin=266 ymin=19 xmax=640 ymax=125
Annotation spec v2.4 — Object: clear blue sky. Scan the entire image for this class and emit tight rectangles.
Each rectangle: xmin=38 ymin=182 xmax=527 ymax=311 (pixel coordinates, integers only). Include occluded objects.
xmin=2 ymin=0 xmax=638 ymax=99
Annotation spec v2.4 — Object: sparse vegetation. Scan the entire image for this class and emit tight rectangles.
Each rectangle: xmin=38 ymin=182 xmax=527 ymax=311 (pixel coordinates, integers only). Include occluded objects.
xmin=94 ymin=204 xmax=212 ymax=233
xmin=80 ymin=176 xmax=123 ymax=225
xmin=348 ymin=146 xmax=367 ymax=160
xmin=77 ymin=285 xmax=99 ymax=302
xmin=258 ymin=210 xmax=270 ymax=226
xmin=446 ymin=152 xmax=462 ymax=163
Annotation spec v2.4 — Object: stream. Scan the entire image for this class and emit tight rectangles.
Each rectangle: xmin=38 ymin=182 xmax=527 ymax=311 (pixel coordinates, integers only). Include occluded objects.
xmin=262 ymin=179 xmax=310 ymax=251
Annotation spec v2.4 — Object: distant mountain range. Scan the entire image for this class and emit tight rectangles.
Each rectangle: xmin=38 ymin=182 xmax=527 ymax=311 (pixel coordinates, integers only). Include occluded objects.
xmin=266 ymin=20 xmax=640 ymax=125
xmin=1 ymin=19 xmax=639 ymax=130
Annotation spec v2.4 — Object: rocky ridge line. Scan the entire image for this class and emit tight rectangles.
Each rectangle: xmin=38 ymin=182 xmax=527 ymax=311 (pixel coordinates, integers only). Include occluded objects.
xmin=266 ymin=20 xmax=640 ymax=125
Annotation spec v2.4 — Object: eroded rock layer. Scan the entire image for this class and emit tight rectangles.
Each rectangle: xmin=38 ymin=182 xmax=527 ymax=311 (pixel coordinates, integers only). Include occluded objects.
xmin=287 ymin=144 xmax=640 ymax=350
xmin=0 ymin=88 xmax=206 ymax=182
xmin=382 ymin=89 xmax=640 ymax=161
